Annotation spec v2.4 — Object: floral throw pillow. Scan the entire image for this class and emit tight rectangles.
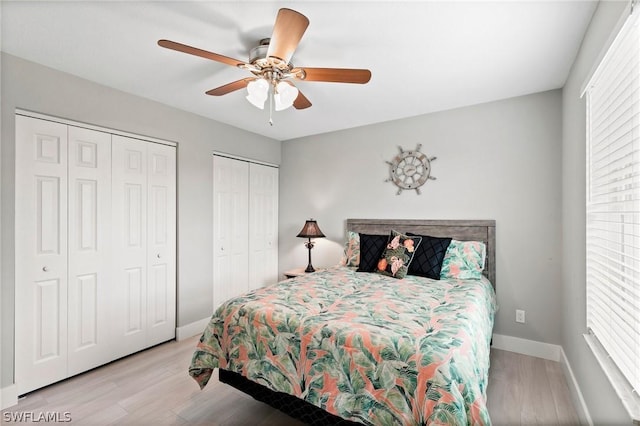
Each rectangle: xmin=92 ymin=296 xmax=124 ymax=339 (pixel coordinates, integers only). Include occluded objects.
xmin=340 ymin=231 xmax=360 ymax=267
xmin=375 ymin=230 xmax=422 ymax=279
xmin=440 ymin=240 xmax=486 ymax=280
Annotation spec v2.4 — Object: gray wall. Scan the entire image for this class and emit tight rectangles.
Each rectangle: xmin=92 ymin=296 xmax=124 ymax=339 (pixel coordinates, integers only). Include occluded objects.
xmin=0 ymin=53 xmax=281 ymax=388
xmin=279 ymin=90 xmax=563 ymax=345
xmin=561 ymin=1 xmax=631 ymax=424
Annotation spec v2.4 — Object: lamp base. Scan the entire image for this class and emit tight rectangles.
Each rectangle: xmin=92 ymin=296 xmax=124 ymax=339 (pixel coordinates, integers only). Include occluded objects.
xmin=304 ymin=239 xmax=316 ymax=273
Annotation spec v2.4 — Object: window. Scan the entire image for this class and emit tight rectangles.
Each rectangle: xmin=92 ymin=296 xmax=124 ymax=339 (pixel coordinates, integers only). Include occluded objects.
xmin=585 ymin=4 xmax=640 ymax=418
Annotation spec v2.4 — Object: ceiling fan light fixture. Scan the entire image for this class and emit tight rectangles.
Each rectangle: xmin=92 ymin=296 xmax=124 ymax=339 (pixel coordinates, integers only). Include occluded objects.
xmin=246 ymin=79 xmax=269 ymax=109
xmin=274 ymin=81 xmax=299 ymax=111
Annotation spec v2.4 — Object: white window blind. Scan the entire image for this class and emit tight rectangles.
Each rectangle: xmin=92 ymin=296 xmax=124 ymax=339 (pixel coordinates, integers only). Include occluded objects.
xmin=586 ymin=7 xmax=640 ymax=396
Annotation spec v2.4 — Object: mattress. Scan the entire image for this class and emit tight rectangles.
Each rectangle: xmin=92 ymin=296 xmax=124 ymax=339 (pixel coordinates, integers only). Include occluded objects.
xmin=189 ymin=266 xmax=496 ymax=425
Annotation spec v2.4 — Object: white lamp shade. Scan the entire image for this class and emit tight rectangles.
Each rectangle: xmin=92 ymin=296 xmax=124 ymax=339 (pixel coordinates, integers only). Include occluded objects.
xmin=274 ymin=81 xmax=299 ymax=111
xmin=246 ymin=79 xmax=269 ymax=109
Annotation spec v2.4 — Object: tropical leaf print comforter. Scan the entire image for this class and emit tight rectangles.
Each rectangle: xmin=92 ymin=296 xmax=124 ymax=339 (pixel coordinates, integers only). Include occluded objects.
xmin=189 ymin=266 xmax=496 ymax=425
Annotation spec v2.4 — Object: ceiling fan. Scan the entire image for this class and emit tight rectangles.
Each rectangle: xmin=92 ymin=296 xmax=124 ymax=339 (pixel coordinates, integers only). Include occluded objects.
xmin=158 ymin=8 xmax=371 ymax=121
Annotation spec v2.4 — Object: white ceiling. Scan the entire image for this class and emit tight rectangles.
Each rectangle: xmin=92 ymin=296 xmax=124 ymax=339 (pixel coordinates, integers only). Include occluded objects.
xmin=2 ymin=1 xmax=597 ymax=141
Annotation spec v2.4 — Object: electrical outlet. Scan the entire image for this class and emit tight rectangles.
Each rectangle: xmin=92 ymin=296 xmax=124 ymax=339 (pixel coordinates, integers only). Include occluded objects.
xmin=516 ymin=309 xmax=526 ymax=324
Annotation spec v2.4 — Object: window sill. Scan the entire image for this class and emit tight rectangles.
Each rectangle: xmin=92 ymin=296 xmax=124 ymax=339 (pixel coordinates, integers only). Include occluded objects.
xmin=584 ymin=333 xmax=640 ymax=424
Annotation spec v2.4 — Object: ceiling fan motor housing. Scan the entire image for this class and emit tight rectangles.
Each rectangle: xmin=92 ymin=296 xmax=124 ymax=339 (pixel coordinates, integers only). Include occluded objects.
xmin=249 ymin=38 xmax=292 ymax=72
xmin=249 ymin=39 xmax=269 ymax=64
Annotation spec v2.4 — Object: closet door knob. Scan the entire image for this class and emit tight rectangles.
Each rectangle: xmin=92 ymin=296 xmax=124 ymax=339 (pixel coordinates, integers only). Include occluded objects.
xmin=157 ymin=254 xmax=161 ymax=259
xmin=42 ymin=266 xmax=49 ymax=272
xmin=221 ymin=247 xmax=225 ymax=251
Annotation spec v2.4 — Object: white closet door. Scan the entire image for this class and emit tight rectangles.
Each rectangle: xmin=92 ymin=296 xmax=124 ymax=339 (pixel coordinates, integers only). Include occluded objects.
xmin=146 ymin=143 xmax=176 ymax=346
xmin=15 ymin=115 xmax=177 ymax=394
xmin=249 ymin=163 xmax=279 ymax=289
xmin=15 ymin=116 xmax=69 ymax=394
xmin=213 ymin=156 xmax=249 ymax=309
xmin=67 ymin=126 xmax=113 ymax=375
xmin=112 ymin=135 xmax=148 ymax=356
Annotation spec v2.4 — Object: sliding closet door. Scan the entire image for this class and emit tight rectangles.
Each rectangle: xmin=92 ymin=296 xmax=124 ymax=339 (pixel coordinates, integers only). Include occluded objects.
xmin=112 ymin=135 xmax=149 ymax=356
xmin=212 ymin=155 xmax=249 ymax=309
xmin=248 ymin=163 xmax=279 ymax=289
xmin=15 ymin=116 xmax=69 ymax=394
xmin=146 ymin=143 xmax=176 ymax=346
xmin=67 ymin=126 xmax=113 ymax=375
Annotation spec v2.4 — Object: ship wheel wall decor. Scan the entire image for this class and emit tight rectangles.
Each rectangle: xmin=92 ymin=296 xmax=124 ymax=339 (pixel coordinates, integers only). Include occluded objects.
xmin=385 ymin=144 xmax=437 ymax=195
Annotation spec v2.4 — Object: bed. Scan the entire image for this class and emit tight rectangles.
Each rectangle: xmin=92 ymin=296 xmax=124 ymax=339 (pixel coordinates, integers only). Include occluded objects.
xmin=189 ymin=219 xmax=496 ymax=425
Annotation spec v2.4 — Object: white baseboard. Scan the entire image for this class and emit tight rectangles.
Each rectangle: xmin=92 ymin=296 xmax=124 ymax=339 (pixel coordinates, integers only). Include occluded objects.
xmin=491 ymin=334 xmax=592 ymax=424
xmin=560 ymin=347 xmax=593 ymax=426
xmin=1 ymin=384 xmax=18 ymax=410
xmin=492 ymin=333 xmax=561 ymax=361
xmin=176 ymin=317 xmax=210 ymax=341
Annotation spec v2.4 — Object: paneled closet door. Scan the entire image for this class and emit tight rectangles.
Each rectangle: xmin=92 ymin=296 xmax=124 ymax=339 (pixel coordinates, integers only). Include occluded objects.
xmin=112 ymin=135 xmax=149 ymax=356
xmin=213 ymin=156 xmax=249 ymax=309
xmin=67 ymin=127 xmax=113 ymax=375
xmin=15 ymin=116 xmax=69 ymax=394
xmin=249 ymin=163 xmax=279 ymax=289
xmin=146 ymin=143 xmax=176 ymax=346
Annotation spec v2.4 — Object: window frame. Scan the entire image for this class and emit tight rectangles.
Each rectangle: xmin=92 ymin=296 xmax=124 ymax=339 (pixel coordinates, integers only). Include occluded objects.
xmin=583 ymin=3 xmax=640 ymax=422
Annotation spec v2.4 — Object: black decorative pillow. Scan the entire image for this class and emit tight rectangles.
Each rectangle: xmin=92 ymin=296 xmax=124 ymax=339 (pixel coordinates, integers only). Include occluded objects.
xmin=407 ymin=233 xmax=452 ymax=280
xmin=375 ymin=230 xmax=422 ymax=279
xmin=356 ymin=234 xmax=389 ymax=272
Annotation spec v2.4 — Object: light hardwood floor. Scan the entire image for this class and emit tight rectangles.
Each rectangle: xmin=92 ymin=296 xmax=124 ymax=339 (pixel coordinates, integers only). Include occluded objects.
xmin=2 ymin=336 xmax=580 ymax=425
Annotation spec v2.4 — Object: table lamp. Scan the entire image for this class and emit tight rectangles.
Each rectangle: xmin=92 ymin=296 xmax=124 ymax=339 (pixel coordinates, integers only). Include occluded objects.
xmin=296 ymin=219 xmax=325 ymax=273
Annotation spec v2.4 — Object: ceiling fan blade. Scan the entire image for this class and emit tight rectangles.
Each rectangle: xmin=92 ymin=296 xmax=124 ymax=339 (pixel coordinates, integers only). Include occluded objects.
xmin=206 ymin=78 xmax=255 ymax=96
xmin=158 ymin=39 xmax=247 ymax=68
xmin=293 ymin=90 xmax=312 ymax=110
xmin=293 ymin=67 xmax=372 ymax=84
xmin=266 ymin=8 xmax=309 ymax=64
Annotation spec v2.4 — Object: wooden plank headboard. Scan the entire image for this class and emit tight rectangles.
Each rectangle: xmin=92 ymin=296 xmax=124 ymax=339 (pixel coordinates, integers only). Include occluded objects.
xmin=346 ymin=219 xmax=496 ymax=288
